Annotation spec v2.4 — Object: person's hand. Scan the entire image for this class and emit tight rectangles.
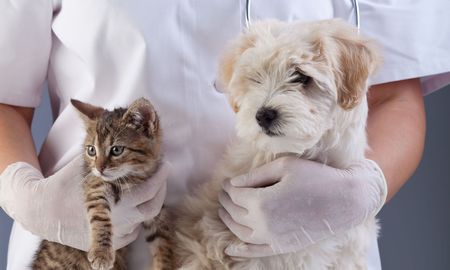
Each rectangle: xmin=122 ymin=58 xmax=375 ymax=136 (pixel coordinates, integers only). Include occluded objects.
xmin=0 ymin=157 xmax=169 ymax=251
xmin=218 ymin=156 xmax=387 ymax=257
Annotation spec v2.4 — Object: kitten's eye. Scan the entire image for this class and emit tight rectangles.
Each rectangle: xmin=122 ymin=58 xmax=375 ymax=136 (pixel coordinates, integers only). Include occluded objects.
xmin=111 ymin=146 xmax=124 ymax=156
xmin=290 ymin=70 xmax=311 ymax=85
xmin=86 ymin=145 xmax=96 ymax=157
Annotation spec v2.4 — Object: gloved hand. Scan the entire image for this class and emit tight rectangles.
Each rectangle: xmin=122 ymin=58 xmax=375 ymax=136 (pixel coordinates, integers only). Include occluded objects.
xmin=218 ymin=156 xmax=387 ymax=257
xmin=0 ymin=157 xmax=169 ymax=251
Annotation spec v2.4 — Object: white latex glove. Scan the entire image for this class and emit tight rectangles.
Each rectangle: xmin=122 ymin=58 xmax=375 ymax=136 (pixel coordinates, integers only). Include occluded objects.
xmin=218 ymin=156 xmax=387 ymax=257
xmin=0 ymin=157 xmax=169 ymax=251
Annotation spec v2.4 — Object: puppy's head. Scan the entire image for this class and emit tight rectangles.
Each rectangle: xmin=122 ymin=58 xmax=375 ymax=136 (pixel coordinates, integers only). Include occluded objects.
xmin=217 ymin=19 xmax=380 ymax=154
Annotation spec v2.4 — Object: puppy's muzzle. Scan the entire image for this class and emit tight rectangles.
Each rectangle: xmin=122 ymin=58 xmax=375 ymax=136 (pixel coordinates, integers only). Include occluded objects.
xmin=256 ymin=107 xmax=279 ymax=136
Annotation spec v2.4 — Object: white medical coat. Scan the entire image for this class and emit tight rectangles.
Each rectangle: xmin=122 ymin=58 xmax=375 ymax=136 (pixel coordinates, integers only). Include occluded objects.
xmin=1 ymin=0 xmax=450 ymax=269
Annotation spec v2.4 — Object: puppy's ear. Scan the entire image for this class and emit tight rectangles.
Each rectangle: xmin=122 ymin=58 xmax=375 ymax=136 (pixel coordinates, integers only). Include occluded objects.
xmin=324 ymin=21 xmax=380 ymax=110
xmin=217 ymin=32 xmax=256 ymax=112
xmin=217 ymin=33 xmax=256 ymax=90
xmin=335 ymin=37 xmax=379 ymax=110
xmin=71 ymin=99 xmax=104 ymax=123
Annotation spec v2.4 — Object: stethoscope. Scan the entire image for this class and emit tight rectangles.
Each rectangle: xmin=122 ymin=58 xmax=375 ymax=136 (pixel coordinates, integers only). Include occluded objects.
xmin=244 ymin=0 xmax=360 ymax=30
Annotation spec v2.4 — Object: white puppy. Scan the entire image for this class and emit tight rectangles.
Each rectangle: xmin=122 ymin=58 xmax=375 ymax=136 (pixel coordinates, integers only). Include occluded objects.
xmin=170 ymin=19 xmax=381 ymax=270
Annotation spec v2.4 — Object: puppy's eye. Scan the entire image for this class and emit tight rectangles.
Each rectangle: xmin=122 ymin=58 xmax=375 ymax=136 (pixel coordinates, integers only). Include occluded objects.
xmin=86 ymin=145 xmax=96 ymax=157
xmin=110 ymin=146 xmax=124 ymax=156
xmin=290 ymin=71 xmax=311 ymax=85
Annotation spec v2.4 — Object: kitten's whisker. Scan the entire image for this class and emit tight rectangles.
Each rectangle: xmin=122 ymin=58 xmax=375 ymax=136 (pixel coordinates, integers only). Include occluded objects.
xmin=122 ymin=176 xmax=132 ymax=192
xmin=81 ymin=172 xmax=93 ymax=183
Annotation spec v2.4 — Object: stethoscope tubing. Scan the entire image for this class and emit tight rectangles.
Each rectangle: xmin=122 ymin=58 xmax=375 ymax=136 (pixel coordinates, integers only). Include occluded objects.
xmin=245 ymin=0 xmax=360 ymax=30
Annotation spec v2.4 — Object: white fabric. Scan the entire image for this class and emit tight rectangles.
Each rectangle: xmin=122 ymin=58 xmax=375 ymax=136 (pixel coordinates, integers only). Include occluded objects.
xmin=2 ymin=0 xmax=450 ymax=269
xmin=356 ymin=0 xmax=450 ymax=94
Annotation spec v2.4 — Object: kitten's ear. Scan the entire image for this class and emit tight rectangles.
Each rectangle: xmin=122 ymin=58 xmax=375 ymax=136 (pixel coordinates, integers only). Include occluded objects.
xmin=71 ymin=99 xmax=104 ymax=122
xmin=123 ymin=98 xmax=159 ymax=136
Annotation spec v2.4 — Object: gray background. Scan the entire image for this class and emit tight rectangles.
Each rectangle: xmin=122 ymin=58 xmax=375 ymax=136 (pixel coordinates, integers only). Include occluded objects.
xmin=1 ymin=85 xmax=449 ymax=269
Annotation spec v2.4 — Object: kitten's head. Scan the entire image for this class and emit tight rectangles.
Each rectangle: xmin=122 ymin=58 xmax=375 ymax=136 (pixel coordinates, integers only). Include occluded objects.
xmin=71 ymin=98 xmax=162 ymax=182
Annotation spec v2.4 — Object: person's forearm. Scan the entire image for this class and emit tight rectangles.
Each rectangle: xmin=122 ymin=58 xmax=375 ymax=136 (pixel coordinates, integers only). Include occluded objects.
xmin=0 ymin=104 xmax=39 ymax=173
xmin=366 ymin=78 xmax=425 ymax=202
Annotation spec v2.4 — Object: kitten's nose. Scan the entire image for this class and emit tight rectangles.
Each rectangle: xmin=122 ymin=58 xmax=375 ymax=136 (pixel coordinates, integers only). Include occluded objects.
xmin=97 ymin=164 xmax=106 ymax=173
xmin=256 ymin=108 xmax=278 ymax=129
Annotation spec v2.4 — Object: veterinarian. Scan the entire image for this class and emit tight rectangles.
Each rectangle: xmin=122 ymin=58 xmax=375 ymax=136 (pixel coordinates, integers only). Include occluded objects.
xmin=1 ymin=1 xmax=449 ymax=269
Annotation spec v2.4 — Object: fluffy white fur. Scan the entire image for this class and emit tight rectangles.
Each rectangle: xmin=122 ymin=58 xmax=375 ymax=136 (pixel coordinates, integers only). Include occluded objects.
xmin=170 ymin=19 xmax=381 ymax=270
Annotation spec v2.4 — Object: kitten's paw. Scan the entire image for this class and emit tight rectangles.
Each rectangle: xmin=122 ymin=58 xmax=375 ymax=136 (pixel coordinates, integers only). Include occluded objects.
xmin=88 ymin=247 xmax=115 ymax=270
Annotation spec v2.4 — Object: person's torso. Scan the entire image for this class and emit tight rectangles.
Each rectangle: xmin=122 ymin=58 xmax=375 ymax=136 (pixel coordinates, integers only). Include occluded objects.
xmin=40 ymin=0 xmax=350 ymax=204
xmin=16 ymin=1 xmax=381 ymax=269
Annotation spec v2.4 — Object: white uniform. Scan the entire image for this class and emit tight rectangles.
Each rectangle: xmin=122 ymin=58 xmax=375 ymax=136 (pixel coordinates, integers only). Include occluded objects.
xmin=1 ymin=0 xmax=450 ymax=269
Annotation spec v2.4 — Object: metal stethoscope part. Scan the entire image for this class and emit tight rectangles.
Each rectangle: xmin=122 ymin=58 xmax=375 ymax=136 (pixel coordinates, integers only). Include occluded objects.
xmin=245 ymin=0 xmax=360 ymax=30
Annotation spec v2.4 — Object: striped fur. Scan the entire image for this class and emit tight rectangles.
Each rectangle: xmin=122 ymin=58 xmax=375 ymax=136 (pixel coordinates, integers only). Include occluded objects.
xmin=144 ymin=209 xmax=175 ymax=270
xmin=32 ymin=98 xmax=172 ymax=270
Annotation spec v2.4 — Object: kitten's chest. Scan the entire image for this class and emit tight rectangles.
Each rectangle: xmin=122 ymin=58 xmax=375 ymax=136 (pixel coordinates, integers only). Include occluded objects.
xmin=83 ymin=175 xmax=122 ymax=203
xmin=83 ymin=174 xmax=105 ymax=192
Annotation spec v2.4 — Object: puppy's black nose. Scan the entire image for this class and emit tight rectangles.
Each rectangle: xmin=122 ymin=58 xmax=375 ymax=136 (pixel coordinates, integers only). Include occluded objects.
xmin=256 ymin=108 xmax=278 ymax=129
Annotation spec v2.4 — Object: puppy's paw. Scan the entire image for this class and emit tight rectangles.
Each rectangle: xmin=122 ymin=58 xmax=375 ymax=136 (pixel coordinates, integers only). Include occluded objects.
xmin=87 ymin=247 xmax=115 ymax=270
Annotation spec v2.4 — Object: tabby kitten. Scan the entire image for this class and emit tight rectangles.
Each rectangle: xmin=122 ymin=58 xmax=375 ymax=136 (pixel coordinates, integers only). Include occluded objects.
xmin=32 ymin=98 xmax=171 ymax=270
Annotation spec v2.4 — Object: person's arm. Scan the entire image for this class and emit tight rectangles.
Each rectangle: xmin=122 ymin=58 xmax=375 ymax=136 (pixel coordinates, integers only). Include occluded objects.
xmin=0 ymin=104 xmax=39 ymax=172
xmin=367 ymin=78 xmax=425 ymax=201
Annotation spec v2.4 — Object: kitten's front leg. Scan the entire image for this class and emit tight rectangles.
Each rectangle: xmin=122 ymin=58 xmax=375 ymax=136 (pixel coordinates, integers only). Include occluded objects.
xmin=85 ymin=176 xmax=115 ymax=270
